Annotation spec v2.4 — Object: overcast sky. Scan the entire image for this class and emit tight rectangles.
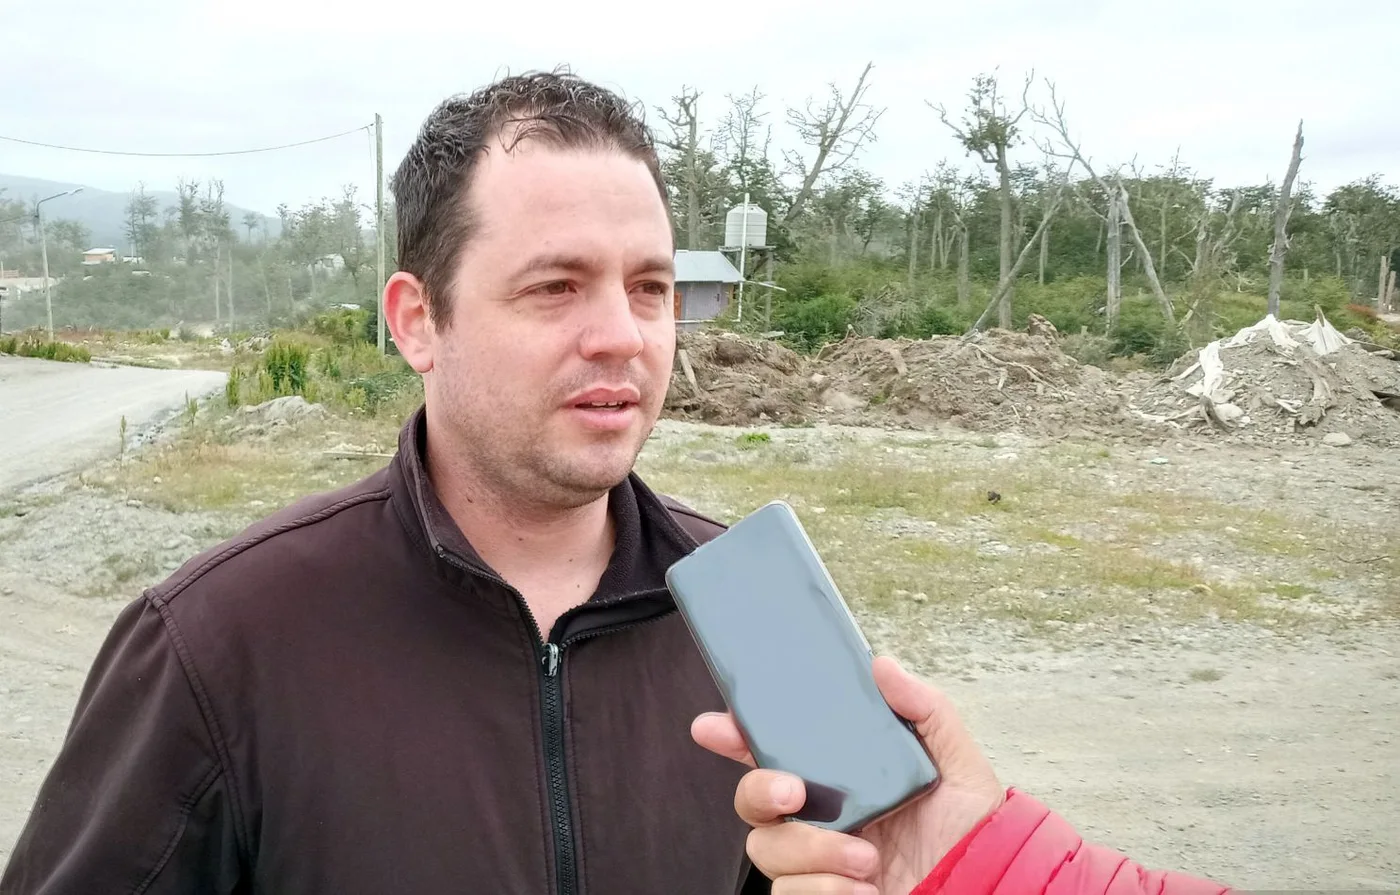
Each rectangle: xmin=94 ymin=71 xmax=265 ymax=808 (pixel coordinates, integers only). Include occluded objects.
xmin=4 ymin=0 xmax=1395 ymax=216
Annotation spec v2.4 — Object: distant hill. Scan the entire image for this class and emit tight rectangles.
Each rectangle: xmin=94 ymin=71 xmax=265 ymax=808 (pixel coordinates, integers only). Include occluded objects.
xmin=0 ymin=173 xmax=282 ymax=250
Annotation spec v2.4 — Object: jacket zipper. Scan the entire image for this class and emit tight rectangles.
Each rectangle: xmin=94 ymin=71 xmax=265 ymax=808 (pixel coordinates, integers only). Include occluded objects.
xmin=433 ymin=544 xmax=591 ymax=895
xmin=432 ymin=543 xmax=679 ymax=895
xmin=539 ymin=640 xmax=576 ymax=895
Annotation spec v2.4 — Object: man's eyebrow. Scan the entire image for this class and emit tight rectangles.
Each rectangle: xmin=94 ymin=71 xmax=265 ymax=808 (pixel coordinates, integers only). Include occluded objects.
xmin=511 ymin=254 xmax=676 ymax=279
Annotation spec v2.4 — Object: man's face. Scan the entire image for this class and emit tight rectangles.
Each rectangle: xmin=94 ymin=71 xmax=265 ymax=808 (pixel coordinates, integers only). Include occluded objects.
xmin=411 ymin=142 xmax=676 ymax=509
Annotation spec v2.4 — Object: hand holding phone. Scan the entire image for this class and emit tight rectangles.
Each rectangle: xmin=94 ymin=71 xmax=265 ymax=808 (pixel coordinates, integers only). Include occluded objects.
xmin=666 ymin=500 xmax=940 ymax=833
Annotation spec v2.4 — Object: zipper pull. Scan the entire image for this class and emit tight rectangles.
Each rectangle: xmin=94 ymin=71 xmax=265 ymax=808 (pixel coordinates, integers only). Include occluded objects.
xmin=542 ymin=642 xmax=561 ymax=677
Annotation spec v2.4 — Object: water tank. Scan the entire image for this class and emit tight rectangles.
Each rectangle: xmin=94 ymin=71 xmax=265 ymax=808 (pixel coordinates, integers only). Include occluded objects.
xmin=724 ymin=202 xmax=768 ymax=248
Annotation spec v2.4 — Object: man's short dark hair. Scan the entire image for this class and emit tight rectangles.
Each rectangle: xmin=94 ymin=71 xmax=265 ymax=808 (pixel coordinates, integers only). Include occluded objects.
xmin=390 ymin=68 xmax=670 ymax=327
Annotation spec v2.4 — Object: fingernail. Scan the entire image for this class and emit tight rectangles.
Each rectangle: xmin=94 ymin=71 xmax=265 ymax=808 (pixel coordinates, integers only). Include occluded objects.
xmin=770 ymin=777 xmax=795 ymax=806
xmin=847 ymin=841 xmax=878 ymax=875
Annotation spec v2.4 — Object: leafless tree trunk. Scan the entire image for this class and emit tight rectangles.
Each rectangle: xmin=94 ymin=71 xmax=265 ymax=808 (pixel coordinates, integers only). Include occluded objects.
xmin=1038 ymin=219 xmax=1050 ymax=285
xmin=1106 ymin=191 xmax=1122 ymax=327
xmin=658 ymin=88 xmax=704 ymax=250
xmin=946 ymin=202 xmax=971 ymax=308
xmin=1267 ymin=121 xmax=1305 ymax=317
xmin=968 ymin=182 xmax=1066 ymax=333
xmin=907 ymin=209 xmax=920 ymax=291
xmin=782 ymin=63 xmax=884 ymax=225
xmin=259 ymin=255 xmax=272 ymax=318
xmin=995 ymin=148 xmax=1015 ymax=327
xmin=957 ymin=225 xmax=971 ymax=309
xmin=932 ymin=71 xmax=1033 ymax=330
xmin=1117 ymin=189 xmax=1173 ymax=324
xmin=931 ymin=205 xmax=944 ymax=269
xmin=1381 ymin=254 xmax=1392 ymax=311
xmin=1035 ymin=82 xmax=1175 ymax=325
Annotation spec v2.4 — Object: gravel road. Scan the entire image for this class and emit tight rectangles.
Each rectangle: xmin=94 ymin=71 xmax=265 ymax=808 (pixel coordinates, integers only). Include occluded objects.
xmin=0 ymin=357 xmax=227 ymax=494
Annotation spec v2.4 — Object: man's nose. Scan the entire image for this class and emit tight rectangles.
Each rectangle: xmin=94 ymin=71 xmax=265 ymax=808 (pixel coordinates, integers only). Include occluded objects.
xmin=578 ymin=284 xmax=646 ymax=361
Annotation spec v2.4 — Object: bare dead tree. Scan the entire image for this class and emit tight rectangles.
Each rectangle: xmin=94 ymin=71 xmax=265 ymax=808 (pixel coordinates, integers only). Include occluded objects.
xmin=1179 ymin=188 xmax=1247 ymax=342
xmin=1106 ymin=188 xmax=1123 ymax=325
xmin=931 ymin=70 xmax=1034 ymax=328
xmin=899 ymin=182 xmax=923 ymax=291
xmin=1266 ymin=121 xmax=1306 ymax=317
xmin=967 ymin=178 xmax=1068 ymax=334
xmin=1033 ymin=81 xmax=1176 ymax=325
xmin=657 ymin=87 xmax=705 ymax=250
xmin=1379 ymin=254 xmax=1392 ymax=311
xmin=714 ymin=88 xmax=773 ymax=197
xmin=782 ymin=62 xmax=884 ymax=225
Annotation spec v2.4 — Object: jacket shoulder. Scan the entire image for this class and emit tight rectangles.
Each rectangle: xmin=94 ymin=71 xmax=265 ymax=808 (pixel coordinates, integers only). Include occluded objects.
xmin=148 ymin=467 xmax=395 ymax=610
xmin=654 ymin=493 xmax=728 ymax=546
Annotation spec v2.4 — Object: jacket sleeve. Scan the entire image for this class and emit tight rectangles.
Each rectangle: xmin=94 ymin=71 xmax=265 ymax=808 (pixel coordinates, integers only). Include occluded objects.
xmin=0 ymin=596 xmax=243 ymax=894
xmin=909 ymin=789 xmax=1232 ymax=895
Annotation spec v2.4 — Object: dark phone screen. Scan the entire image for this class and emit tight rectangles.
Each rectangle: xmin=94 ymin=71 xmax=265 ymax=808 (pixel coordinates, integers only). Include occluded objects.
xmin=666 ymin=502 xmax=938 ymax=832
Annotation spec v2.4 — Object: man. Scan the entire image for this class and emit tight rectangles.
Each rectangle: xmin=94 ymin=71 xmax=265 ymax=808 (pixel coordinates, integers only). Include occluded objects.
xmin=2 ymin=70 xmax=1229 ymax=895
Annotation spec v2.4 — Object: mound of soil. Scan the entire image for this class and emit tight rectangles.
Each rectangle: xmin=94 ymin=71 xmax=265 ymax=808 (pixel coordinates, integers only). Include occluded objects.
xmin=665 ymin=331 xmax=815 ymax=425
xmin=1131 ymin=314 xmax=1400 ymax=446
xmin=665 ymin=327 xmax=1136 ymax=438
xmin=813 ymin=331 xmax=1127 ymax=436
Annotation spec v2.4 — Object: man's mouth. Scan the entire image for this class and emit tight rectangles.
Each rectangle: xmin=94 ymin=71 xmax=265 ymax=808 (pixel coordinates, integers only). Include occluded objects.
xmin=576 ymin=401 xmax=631 ymax=410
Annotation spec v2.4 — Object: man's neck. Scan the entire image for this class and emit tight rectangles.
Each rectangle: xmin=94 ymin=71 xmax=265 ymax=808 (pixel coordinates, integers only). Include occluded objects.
xmin=424 ymin=435 xmax=617 ymax=637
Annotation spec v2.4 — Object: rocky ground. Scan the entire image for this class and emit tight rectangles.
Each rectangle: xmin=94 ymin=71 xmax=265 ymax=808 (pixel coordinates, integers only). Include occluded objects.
xmin=1 ymin=400 xmax=1396 ymax=889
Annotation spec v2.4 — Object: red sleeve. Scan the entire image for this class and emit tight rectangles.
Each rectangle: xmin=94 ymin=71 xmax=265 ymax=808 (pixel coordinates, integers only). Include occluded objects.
xmin=909 ymin=789 xmax=1232 ymax=895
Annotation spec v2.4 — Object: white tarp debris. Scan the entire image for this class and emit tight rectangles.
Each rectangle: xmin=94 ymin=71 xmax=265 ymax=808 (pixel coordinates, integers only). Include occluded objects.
xmin=1168 ymin=311 xmax=1357 ymax=431
xmin=1217 ymin=312 xmax=1353 ymax=356
xmin=1133 ymin=308 xmax=1400 ymax=444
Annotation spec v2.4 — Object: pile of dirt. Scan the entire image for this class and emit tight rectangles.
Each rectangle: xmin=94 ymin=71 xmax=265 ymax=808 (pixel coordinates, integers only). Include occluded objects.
xmin=665 ymin=331 xmax=816 ymax=425
xmin=812 ymin=330 xmax=1128 ymax=436
xmin=1131 ymin=314 xmax=1400 ymax=446
xmin=664 ymin=326 xmax=1136 ymax=437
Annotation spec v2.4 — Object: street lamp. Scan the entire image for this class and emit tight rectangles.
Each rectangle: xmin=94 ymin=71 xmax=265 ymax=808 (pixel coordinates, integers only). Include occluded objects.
xmin=34 ymin=187 xmax=83 ymax=340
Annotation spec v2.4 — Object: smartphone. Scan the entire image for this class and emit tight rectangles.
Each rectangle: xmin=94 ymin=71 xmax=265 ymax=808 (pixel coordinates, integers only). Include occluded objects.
xmin=665 ymin=500 xmax=939 ymax=833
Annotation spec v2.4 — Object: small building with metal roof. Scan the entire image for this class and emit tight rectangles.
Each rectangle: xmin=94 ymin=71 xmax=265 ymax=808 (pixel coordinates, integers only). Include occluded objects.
xmin=673 ymin=250 xmax=741 ymax=330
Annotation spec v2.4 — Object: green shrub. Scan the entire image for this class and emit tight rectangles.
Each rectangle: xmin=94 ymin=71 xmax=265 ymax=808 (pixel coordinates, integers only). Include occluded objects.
xmin=309 ymin=307 xmax=370 ymax=346
xmin=771 ymin=294 xmax=859 ymax=351
xmin=263 ymin=340 xmax=310 ymax=396
xmin=225 ymin=366 xmax=244 ymax=407
xmin=1 ymin=334 xmax=92 ymax=363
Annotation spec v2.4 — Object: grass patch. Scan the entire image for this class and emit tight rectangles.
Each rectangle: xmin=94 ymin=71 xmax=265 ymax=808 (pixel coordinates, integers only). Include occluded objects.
xmin=633 ymin=437 xmax=1374 ymax=631
xmin=100 ymin=401 xmax=410 ymax=517
xmin=1189 ymin=668 xmax=1224 ymax=683
xmin=0 ymin=333 xmax=92 ymax=363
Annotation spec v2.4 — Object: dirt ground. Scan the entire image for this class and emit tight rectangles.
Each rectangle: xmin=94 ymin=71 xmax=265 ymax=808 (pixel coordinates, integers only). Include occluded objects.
xmin=1 ymin=402 xmax=1397 ymax=889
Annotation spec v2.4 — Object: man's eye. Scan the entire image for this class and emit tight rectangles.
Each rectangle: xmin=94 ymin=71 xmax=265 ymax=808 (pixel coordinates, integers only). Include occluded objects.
xmin=637 ymin=282 xmax=669 ymax=296
xmin=536 ymin=281 xmax=572 ymax=296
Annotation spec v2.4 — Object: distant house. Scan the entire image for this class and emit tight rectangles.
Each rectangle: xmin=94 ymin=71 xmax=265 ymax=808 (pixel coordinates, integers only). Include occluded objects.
xmin=673 ymin=250 xmax=742 ymax=330
xmin=82 ymin=247 xmax=117 ymax=265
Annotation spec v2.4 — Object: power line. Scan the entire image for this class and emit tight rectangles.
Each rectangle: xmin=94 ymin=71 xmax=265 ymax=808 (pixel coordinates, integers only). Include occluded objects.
xmin=0 ymin=124 xmax=374 ymax=158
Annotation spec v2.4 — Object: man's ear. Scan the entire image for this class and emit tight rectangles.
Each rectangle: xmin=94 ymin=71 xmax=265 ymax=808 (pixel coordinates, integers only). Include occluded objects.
xmin=384 ymin=271 xmax=435 ymax=373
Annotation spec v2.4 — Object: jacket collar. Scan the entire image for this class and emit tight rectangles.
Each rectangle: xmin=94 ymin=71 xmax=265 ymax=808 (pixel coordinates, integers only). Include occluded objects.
xmin=389 ymin=404 xmax=697 ymax=604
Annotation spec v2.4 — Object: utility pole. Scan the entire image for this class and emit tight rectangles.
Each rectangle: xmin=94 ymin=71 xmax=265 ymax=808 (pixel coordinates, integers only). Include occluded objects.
xmin=34 ymin=187 xmax=83 ymax=341
xmin=375 ymin=112 xmax=386 ymax=354
xmin=39 ymin=215 xmax=53 ymax=340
